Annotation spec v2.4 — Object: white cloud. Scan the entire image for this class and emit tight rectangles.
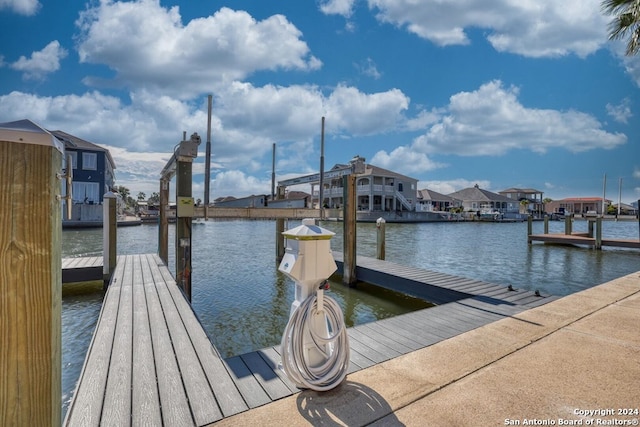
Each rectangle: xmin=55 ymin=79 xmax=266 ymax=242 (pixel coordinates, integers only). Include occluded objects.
xmin=10 ymin=41 xmax=67 ymax=80
xmin=634 ymin=167 xmax=640 ymax=179
xmin=368 ymin=0 xmax=607 ymax=58
xmin=211 ymin=170 xmax=272 ymax=198
xmin=414 ymin=80 xmax=627 ymax=156
xmin=324 ymin=84 xmax=409 ymax=135
xmin=319 ymin=0 xmax=356 ymax=17
xmin=356 ymin=58 xmax=382 ymax=79
xmin=606 ymin=98 xmax=632 ymax=124
xmin=0 ymin=0 xmax=40 ymax=15
xmin=418 ymin=179 xmax=491 ymax=194
xmin=76 ymin=3 xmax=321 ymax=98
xmin=371 ymin=146 xmax=445 ymax=175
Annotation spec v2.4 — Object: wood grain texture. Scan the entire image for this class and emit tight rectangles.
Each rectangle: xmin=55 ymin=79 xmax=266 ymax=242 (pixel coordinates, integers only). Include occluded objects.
xmin=0 ymin=143 xmax=61 ymax=426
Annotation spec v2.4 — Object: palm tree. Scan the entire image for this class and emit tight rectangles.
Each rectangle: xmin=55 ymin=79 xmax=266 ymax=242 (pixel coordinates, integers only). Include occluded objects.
xmin=602 ymin=0 xmax=640 ymax=56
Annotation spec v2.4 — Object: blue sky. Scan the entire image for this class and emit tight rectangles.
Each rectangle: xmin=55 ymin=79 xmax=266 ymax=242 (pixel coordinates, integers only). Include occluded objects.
xmin=1 ymin=0 xmax=639 ymax=203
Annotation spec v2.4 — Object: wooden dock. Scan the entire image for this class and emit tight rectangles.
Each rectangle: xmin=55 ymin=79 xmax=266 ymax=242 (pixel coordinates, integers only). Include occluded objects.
xmin=65 ymin=253 xmax=558 ymax=426
xmin=529 ymin=233 xmax=640 ymax=249
xmin=62 ymin=256 xmax=103 ymax=283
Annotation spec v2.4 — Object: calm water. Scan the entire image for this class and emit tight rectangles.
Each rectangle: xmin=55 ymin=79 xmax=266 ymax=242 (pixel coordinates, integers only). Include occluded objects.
xmin=61 ymin=218 xmax=640 ymax=415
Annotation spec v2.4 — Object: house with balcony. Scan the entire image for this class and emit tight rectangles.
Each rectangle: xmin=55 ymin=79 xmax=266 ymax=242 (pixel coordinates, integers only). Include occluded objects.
xmin=499 ymin=187 xmax=545 ymax=216
xmin=316 ymin=156 xmax=416 ymax=212
xmin=52 ymin=130 xmax=116 ymax=225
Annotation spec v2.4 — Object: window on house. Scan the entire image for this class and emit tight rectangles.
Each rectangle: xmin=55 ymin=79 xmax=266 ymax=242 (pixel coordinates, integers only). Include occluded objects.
xmin=73 ymin=182 xmax=100 ymax=203
xmin=398 ymin=183 xmax=404 ymax=191
xmin=83 ymin=152 xmax=97 ymax=170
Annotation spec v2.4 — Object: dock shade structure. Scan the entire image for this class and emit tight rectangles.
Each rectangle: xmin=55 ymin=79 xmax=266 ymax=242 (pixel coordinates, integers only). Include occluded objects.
xmin=0 ymin=119 xmax=64 ymax=426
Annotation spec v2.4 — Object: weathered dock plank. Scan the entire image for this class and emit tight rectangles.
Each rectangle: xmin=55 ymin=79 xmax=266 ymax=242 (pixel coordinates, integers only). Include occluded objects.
xmin=333 ymin=252 xmax=556 ymax=308
xmin=62 ymin=256 xmax=103 ymax=283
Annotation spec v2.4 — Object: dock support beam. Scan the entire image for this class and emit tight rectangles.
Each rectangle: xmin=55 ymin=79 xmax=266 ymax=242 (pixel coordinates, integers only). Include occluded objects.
xmin=176 ymin=156 xmax=193 ymax=302
xmin=159 ymin=178 xmax=169 ymax=265
xmin=544 ymin=215 xmax=549 ymax=234
xmin=343 ymin=175 xmax=357 ymax=286
xmin=564 ymin=215 xmax=572 ymax=235
xmin=275 ymin=185 xmax=286 ymax=264
xmin=527 ymin=215 xmax=533 ymax=244
xmin=103 ymin=191 xmax=117 ymax=285
xmin=1 ymin=133 xmax=62 ymax=426
xmin=595 ymin=217 xmax=602 ymax=250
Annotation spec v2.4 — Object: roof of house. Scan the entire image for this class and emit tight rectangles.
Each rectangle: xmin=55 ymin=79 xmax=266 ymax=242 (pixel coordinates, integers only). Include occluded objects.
xmin=499 ymin=187 xmax=543 ymax=194
xmin=50 ymin=130 xmax=116 ymax=169
xmin=556 ymin=197 xmax=611 ymax=203
xmin=285 ymin=190 xmax=311 ymax=200
xmin=448 ymin=184 xmax=514 ymax=203
xmin=418 ymin=189 xmax=459 ymax=202
xmin=360 ymin=164 xmax=418 ymax=183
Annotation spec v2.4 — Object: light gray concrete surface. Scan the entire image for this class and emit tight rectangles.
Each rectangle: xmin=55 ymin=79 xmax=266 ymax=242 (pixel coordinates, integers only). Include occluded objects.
xmin=210 ymin=271 xmax=640 ymax=427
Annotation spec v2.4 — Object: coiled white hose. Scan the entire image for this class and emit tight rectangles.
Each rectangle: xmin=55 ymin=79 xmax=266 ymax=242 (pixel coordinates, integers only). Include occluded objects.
xmin=280 ymin=291 xmax=350 ymax=391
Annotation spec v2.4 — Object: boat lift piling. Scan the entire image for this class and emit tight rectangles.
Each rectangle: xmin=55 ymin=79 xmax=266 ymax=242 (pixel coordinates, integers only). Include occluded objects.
xmin=159 ymin=132 xmax=200 ymax=301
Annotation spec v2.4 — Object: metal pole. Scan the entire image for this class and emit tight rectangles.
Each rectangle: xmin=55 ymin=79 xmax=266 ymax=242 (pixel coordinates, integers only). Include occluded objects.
xmin=319 ymin=116 xmax=325 ymax=217
xmin=271 ymin=143 xmax=276 ymax=201
xmin=205 ymin=95 xmax=212 ymax=220
xmin=617 ymin=177 xmax=622 ymax=218
xmin=602 ymin=173 xmax=607 ymax=216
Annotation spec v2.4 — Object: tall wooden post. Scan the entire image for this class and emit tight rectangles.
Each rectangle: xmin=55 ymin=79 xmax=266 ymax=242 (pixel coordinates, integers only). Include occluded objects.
xmin=176 ymin=156 xmax=193 ymax=302
xmin=527 ymin=215 xmax=533 ymax=244
xmin=376 ymin=217 xmax=386 ymax=260
xmin=595 ymin=217 xmax=602 ymax=250
xmin=343 ymin=174 xmax=357 ymax=286
xmin=158 ymin=178 xmax=169 ymax=264
xmin=1 ymin=124 xmax=62 ymax=426
xmin=564 ymin=215 xmax=572 ymax=235
xmin=103 ymin=191 xmax=117 ymax=286
xmin=544 ymin=215 xmax=549 ymax=234
xmin=275 ymin=185 xmax=286 ymax=264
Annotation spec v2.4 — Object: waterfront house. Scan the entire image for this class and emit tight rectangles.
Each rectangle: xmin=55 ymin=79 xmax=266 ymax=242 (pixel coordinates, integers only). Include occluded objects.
xmin=267 ymin=190 xmax=311 ymax=208
xmin=416 ymin=189 xmax=461 ymax=212
xmin=545 ymin=197 xmax=611 ymax=216
xmin=448 ymin=184 xmax=519 ymax=216
xmin=498 ymin=187 xmax=545 ymax=216
xmin=317 ymin=156 xmax=418 ymax=214
xmin=213 ymin=194 xmax=267 ymax=208
xmin=52 ymin=130 xmax=115 ymax=208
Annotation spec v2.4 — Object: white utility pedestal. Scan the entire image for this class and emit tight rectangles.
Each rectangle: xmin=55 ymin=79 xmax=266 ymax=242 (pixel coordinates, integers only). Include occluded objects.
xmin=278 ymin=218 xmax=349 ymax=391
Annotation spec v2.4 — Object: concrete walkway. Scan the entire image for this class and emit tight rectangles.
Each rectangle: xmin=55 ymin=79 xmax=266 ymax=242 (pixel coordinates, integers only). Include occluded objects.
xmin=210 ymin=271 xmax=640 ymax=427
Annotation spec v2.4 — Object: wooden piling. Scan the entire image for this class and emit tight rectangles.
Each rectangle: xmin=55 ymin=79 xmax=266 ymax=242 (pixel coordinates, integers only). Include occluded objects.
xmin=376 ymin=217 xmax=386 ymax=260
xmin=595 ymin=217 xmax=602 ymax=250
xmin=158 ymin=178 xmax=169 ymax=265
xmin=275 ymin=185 xmax=286 ymax=264
xmin=343 ymin=175 xmax=357 ymax=286
xmin=527 ymin=215 xmax=533 ymax=244
xmin=564 ymin=215 xmax=572 ymax=235
xmin=176 ymin=155 xmax=193 ymax=301
xmin=102 ymin=191 xmax=117 ymax=285
xmin=0 ymin=132 xmax=62 ymax=426
xmin=544 ymin=215 xmax=549 ymax=234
